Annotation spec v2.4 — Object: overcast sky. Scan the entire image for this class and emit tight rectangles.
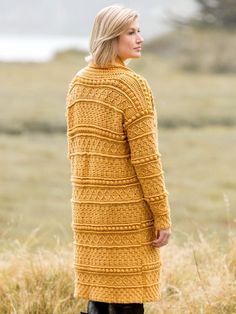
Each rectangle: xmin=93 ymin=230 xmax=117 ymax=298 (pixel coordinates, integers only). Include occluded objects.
xmin=0 ymin=0 xmax=198 ymax=39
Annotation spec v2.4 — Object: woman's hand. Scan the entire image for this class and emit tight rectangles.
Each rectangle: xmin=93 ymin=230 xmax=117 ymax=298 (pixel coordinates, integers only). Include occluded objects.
xmin=152 ymin=228 xmax=171 ymax=248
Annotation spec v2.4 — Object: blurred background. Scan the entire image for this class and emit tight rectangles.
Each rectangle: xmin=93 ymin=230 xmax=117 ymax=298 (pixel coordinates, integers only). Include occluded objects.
xmin=0 ymin=0 xmax=235 ymax=312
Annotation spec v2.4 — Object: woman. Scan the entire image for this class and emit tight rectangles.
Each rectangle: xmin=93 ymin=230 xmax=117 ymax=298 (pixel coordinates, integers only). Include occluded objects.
xmin=65 ymin=5 xmax=172 ymax=314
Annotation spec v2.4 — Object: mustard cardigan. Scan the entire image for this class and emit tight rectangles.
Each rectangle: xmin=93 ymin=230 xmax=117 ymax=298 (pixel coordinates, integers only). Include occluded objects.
xmin=65 ymin=57 xmax=172 ymax=303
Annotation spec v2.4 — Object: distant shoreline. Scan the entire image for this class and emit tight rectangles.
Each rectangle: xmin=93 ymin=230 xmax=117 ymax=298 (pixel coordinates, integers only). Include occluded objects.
xmin=0 ymin=35 xmax=89 ymax=62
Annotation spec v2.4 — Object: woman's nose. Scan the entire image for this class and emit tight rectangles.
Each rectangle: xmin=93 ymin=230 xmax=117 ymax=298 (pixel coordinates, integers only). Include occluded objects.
xmin=137 ymin=33 xmax=144 ymax=44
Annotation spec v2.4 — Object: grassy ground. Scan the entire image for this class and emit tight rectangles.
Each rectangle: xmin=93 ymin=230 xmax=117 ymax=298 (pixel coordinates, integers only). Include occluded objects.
xmin=0 ymin=32 xmax=236 ymax=312
xmin=0 ymin=231 xmax=235 ymax=313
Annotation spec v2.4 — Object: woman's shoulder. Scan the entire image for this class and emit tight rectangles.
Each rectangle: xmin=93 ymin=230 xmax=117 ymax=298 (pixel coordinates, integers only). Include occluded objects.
xmin=75 ymin=65 xmax=90 ymax=78
xmin=117 ymin=68 xmax=152 ymax=97
xmin=66 ymin=66 xmax=89 ymax=90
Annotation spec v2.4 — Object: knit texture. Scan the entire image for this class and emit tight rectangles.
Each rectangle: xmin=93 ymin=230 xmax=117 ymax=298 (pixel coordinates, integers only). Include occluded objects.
xmin=65 ymin=57 xmax=172 ymax=303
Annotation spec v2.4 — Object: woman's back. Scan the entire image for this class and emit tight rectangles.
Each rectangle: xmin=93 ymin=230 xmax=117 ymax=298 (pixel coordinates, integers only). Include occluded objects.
xmin=65 ymin=57 xmax=171 ymax=304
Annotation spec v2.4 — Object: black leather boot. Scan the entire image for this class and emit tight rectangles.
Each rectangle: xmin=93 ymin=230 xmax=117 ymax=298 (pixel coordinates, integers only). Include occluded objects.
xmin=87 ymin=300 xmax=109 ymax=314
xmin=109 ymin=303 xmax=144 ymax=314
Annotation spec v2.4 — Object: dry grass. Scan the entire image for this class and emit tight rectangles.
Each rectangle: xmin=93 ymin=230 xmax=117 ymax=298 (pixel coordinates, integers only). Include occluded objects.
xmin=147 ymin=229 xmax=236 ymax=313
xmin=0 ymin=230 xmax=235 ymax=313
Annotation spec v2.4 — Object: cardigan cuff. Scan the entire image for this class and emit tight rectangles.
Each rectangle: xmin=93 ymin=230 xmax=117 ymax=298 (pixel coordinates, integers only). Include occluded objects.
xmin=154 ymin=213 xmax=172 ymax=230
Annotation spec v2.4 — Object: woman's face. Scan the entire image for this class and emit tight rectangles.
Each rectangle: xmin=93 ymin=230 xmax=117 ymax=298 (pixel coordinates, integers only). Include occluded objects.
xmin=117 ymin=19 xmax=144 ymax=61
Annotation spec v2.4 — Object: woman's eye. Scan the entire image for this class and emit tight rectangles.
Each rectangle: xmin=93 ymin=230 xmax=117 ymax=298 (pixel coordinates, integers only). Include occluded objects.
xmin=128 ymin=30 xmax=141 ymax=35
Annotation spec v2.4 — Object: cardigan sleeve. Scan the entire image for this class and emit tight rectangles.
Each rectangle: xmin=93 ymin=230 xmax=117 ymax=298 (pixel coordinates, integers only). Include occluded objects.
xmin=65 ymin=107 xmax=71 ymax=161
xmin=123 ymin=76 xmax=172 ymax=230
xmin=65 ymin=78 xmax=76 ymax=161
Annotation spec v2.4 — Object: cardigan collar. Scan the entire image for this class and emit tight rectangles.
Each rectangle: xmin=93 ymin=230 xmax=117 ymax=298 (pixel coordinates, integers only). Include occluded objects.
xmin=89 ymin=56 xmax=127 ymax=69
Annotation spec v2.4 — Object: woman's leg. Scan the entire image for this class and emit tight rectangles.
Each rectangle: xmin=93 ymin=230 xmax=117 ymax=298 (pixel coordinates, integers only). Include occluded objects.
xmin=109 ymin=303 xmax=144 ymax=314
xmin=86 ymin=300 xmax=109 ymax=314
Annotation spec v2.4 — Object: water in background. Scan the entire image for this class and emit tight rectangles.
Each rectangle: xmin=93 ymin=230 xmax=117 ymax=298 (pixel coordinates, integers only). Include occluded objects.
xmin=0 ymin=35 xmax=89 ymax=62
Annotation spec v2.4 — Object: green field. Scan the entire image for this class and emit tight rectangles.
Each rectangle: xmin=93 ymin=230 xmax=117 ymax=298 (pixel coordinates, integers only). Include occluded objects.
xmin=0 ymin=48 xmax=236 ymax=250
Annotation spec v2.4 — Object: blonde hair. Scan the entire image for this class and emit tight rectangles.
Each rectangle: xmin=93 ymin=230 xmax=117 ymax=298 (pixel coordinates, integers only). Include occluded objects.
xmin=85 ymin=5 xmax=139 ymax=67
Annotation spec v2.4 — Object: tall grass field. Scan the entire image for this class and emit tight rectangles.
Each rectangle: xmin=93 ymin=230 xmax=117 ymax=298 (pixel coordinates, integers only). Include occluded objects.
xmin=0 ymin=28 xmax=235 ymax=313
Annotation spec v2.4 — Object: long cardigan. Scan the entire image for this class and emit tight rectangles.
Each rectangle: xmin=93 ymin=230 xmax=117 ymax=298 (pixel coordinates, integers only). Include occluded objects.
xmin=65 ymin=57 xmax=172 ymax=304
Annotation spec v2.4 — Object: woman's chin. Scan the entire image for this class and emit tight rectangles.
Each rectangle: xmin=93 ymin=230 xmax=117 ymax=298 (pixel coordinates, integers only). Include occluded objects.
xmin=131 ymin=53 xmax=142 ymax=59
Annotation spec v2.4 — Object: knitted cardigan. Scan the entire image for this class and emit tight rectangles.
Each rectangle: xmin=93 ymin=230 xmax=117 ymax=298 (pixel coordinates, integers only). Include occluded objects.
xmin=65 ymin=57 xmax=172 ymax=304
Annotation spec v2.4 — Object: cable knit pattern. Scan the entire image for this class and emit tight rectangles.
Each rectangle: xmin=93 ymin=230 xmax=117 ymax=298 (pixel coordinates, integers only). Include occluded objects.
xmin=65 ymin=57 xmax=172 ymax=303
